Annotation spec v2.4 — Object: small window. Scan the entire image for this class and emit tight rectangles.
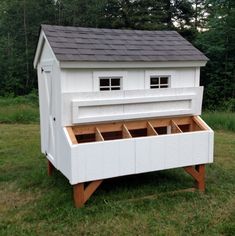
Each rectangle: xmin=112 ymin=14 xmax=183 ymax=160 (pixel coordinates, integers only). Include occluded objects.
xmin=150 ymin=76 xmax=169 ymax=89
xmin=99 ymin=77 xmax=121 ymax=91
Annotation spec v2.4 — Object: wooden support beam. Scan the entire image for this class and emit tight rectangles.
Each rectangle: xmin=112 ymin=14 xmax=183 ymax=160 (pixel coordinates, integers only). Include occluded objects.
xmin=66 ymin=127 xmax=78 ymax=144
xmin=47 ymin=160 xmax=54 ymax=176
xmin=122 ymin=124 xmax=132 ymax=139
xmin=184 ymin=164 xmax=205 ymax=192
xmin=171 ymin=120 xmax=182 ymax=134
xmin=73 ymin=180 xmax=103 ymax=208
xmin=84 ymin=180 xmax=103 ymax=202
xmin=95 ymin=128 xmax=104 ymax=141
xmin=147 ymin=121 xmax=158 ymax=136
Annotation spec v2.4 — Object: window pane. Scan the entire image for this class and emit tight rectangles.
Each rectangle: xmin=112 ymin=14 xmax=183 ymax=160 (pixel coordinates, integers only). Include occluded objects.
xmin=160 ymin=85 xmax=168 ymax=88
xmin=100 ymin=78 xmax=109 ymax=87
xmin=151 ymin=77 xmax=159 ymax=85
xmin=111 ymin=78 xmax=120 ymax=86
xmin=111 ymin=87 xmax=120 ymax=90
xmin=160 ymin=77 xmax=168 ymax=84
xmin=100 ymin=87 xmax=110 ymax=91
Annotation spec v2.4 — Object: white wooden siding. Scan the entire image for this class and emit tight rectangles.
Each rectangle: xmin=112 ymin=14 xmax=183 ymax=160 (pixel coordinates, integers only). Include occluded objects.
xmin=61 ymin=69 xmax=93 ymax=92
xmin=61 ymin=68 xmax=199 ymax=93
xmin=56 ymin=127 xmax=72 ymax=180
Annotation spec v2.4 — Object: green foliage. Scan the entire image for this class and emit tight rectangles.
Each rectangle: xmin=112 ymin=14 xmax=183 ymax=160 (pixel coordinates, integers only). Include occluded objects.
xmin=0 ymin=94 xmax=39 ymax=123
xmin=202 ymin=111 xmax=235 ymax=132
xmin=0 ymin=0 xmax=234 ymax=109
xmin=0 ymin=124 xmax=235 ymax=235
xmin=195 ymin=0 xmax=235 ymax=110
xmin=0 ymin=0 xmax=57 ymax=96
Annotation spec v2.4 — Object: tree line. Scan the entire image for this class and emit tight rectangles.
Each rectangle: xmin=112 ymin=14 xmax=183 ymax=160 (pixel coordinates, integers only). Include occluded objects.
xmin=0 ymin=0 xmax=234 ymax=110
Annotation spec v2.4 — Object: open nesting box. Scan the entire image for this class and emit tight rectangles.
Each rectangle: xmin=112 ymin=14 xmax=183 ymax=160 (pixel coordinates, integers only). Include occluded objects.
xmin=69 ymin=116 xmax=208 ymax=143
xmin=65 ymin=116 xmax=213 ymax=185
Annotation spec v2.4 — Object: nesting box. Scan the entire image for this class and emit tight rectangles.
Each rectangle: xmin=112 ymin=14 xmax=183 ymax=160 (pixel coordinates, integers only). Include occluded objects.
xmin=34 ymin=25 xmax=214 ymax=207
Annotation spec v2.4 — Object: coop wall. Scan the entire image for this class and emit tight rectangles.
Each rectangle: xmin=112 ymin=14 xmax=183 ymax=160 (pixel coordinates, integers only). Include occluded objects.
xmin=60 ymin=67 xmax=200 ymax=93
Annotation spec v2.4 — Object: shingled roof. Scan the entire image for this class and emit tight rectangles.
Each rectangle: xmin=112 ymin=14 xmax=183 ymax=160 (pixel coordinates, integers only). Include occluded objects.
xmin=41 ymin=24 xmax=208 ymax=62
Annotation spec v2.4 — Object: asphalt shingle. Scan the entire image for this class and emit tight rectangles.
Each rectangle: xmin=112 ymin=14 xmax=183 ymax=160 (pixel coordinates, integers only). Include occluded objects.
xmin=41 ymin=24 xmax=208 ymax=62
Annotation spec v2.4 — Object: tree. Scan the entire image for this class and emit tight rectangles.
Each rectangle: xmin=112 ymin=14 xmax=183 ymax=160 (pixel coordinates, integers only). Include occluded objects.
xmin=0 ymin=0 xmax=57 ymax=96
xmin=195 ymin=0 xmax=235 ymax=110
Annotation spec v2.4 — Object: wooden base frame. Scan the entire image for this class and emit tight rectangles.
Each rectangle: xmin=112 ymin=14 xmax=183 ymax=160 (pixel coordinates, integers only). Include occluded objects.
xmin=72 ymin=164 xmax=206 ymax=208
xmin=184 ymin=164 xmax=205 ymax=192
xmin=47 ymin=155 xmax=206 ymax=208
xmin=73 ymin=180 xmax=103 ymax=208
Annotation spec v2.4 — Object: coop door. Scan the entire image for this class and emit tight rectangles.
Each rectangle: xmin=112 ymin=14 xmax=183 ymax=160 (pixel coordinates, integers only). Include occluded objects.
xmin=41 ymin=65 xmax=56 ymax=165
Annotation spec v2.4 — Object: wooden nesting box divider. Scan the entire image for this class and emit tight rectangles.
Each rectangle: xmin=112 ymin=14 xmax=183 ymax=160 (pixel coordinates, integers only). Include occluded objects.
xmin=67 ymin=116 xmax=207 ymax=144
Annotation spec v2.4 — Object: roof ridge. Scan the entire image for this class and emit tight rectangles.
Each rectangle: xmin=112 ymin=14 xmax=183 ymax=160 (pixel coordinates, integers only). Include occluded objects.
xmin=41 ymin=24 xmax=178 ymax=34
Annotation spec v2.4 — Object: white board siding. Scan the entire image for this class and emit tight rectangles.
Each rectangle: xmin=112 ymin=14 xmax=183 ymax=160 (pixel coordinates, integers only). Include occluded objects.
xmin=64 ymin=87 xmax=203 ymax=125
xmin=172 ymin=68 xmax=197 ymax=88
xmin=71 ymin=139 xmax=136 ymax=183
xmin=61 ymin=69 xmax=93 ymax=93
xmin=60 ymin=67 xmax=199 ymax=93
xmin=125 ymin=69 xmax=145 ymax=90
xmin=56 ymin=127 xmax=72 ymax=180
xmin=68 ymin=127 xmax=214 ymax=185
xmin=39 ymin=39 xmax=54 ymax=65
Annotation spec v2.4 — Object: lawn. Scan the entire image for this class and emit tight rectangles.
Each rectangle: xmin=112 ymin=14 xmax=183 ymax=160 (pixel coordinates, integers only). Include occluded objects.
xmin=0 ymin=124 xmax=235 ymax=235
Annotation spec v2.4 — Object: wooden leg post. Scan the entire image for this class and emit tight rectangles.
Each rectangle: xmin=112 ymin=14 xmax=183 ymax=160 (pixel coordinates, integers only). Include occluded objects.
xmin=73 ymin=180 xmax=103 ymax=208
xmin=73 ymin=183 xmax=85 ymax=208
xmin=195 ymin=164 xmax=205 ymax=191
xmin=47 ymin=160 xmax=54 ymax=176
xmin=183 ymin=164 xmax=205 ymax=192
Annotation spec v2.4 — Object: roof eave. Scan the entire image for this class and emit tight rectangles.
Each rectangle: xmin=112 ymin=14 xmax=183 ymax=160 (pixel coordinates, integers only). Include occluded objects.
xmin=33 ymin=28 xmax=60 ymax=69
xmin=59 ymin=60 xmax=208 ymax=69
xmin=33 ymin=29 xmax=44 ymax=68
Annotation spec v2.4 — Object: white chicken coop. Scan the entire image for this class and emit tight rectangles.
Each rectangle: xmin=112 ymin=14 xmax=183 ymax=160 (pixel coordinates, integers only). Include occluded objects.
xmin=34 ymin=25 xmax=214 ymax=207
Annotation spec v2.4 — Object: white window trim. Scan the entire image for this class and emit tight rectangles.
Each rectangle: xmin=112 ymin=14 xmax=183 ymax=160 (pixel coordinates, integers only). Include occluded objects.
xmin=150 ymin=76 xmax=170 ymax=89
xmin=93 ymin=71 xmax=127 ymax=91
xmin=99 ymin=77 xmax=122 ymax=91
xmin=144 ymin=70 xmax=175 ymax=89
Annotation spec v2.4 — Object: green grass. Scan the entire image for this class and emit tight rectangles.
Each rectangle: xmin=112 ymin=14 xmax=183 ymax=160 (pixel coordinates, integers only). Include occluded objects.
xmin=0 ymin=95 xmax=39 ymax=124
xmin=202 ymin=112 xmax=235 ymax=132
xmin=0 ymin=124 xmax=235 ymax=235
